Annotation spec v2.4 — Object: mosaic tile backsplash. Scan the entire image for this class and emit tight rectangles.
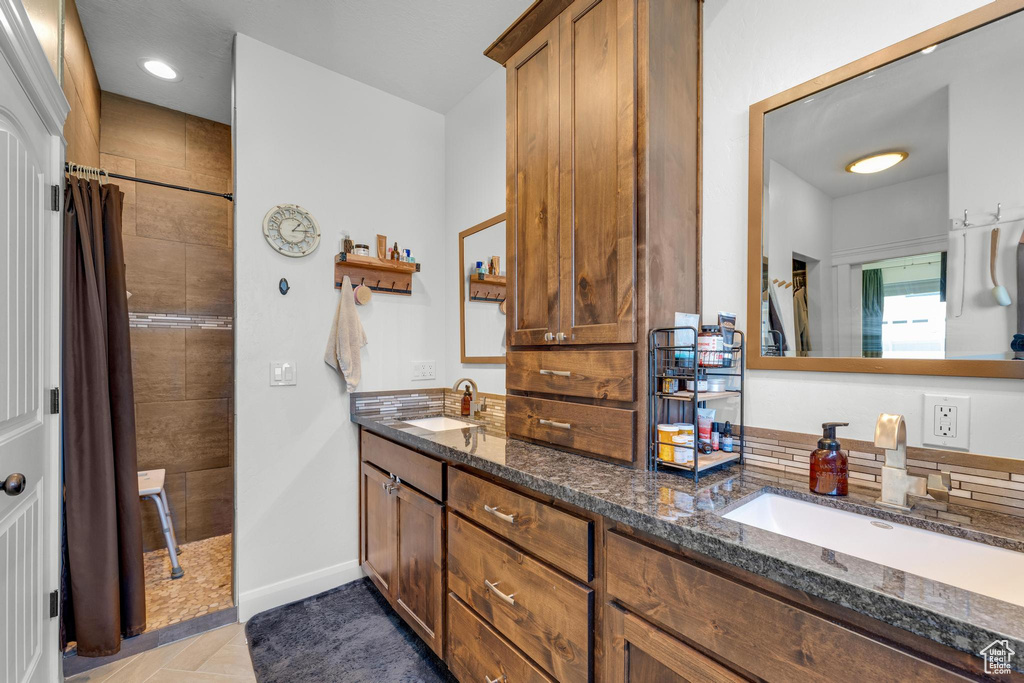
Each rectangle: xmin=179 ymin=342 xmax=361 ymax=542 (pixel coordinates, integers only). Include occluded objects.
xmin=742 ymin=426 xmax=1024 ymax=518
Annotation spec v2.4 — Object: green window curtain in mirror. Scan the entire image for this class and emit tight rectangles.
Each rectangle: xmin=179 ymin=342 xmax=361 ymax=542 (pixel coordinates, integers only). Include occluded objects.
xmin=862 ymin=269 xmax=884 ymax=358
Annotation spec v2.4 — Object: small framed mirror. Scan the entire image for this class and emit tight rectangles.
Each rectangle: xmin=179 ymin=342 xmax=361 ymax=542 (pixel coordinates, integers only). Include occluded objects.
xmin=459 ymin=213 xmax=506 ymax=364
xmin=748 ymin=3 xmax=1024 ymax=379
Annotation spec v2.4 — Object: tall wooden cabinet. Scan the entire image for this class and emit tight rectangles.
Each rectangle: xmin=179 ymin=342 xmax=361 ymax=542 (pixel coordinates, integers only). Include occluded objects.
xmin=496 ymin=0 xmax=702 ymax=466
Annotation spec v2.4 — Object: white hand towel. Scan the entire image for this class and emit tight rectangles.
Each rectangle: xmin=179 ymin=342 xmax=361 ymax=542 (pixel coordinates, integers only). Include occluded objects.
xmin=325 ymin=275 xmax=367 ymax=391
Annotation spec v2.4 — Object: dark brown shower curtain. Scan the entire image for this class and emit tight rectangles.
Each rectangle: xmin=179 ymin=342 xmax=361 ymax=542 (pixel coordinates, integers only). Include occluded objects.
xmin=61 ymin=176 xmax=146 ymax=656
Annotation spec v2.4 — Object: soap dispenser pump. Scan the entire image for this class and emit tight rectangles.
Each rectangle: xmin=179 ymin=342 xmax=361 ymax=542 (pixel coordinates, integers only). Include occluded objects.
xmin=460 ymin=384 xmax=472 ymax=417
xmin=809 ymin=422 xmax=850 ymax=496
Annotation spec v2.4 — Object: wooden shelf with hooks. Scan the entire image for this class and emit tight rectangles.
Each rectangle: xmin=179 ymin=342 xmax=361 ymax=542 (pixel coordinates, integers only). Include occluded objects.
xmin=334 ymin=253 xmax=421 ymax=296
xmin=468 ymin=273 xmax=506 ymax=303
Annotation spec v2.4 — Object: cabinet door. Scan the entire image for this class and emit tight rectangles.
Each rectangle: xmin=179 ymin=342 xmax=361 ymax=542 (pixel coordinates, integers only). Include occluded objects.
xmin=361 ymin=463 xmax=397 ymax=598
xmin=606 ymin=605 xmax=747 ymax=683
xmin=507 ymin=20 xmax=561 ymax=346
xmin=558 ymin=0 xmax=637 ymax=344
xmin=394 ymin=482 xmax=445 ymax=657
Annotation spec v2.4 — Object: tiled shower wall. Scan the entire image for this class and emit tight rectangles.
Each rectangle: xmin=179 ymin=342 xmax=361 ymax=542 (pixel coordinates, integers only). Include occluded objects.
xmin=100 ymin=93 xmax=234 ymax=551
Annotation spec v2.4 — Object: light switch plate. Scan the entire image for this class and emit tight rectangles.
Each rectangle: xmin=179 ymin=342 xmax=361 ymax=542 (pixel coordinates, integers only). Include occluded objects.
xmin=922 ymin=394 xmax=969 ymax=450
xmin=270 ymin=361 xmax=297 ymax=386
xmin=411 ymin=361 xmax=435 ymax=381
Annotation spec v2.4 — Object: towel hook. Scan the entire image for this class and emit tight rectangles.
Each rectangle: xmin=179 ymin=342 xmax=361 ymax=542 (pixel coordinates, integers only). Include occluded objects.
xmin=962 ymin=209 xmax=971 ymax=229
xmin=995 ymin=202 xmax=1002 ymax=223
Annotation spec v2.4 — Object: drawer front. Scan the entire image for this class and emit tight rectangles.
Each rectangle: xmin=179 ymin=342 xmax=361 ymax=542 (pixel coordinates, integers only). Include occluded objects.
xmin=605 ymin=532 xmax=970 ymax=683
xmin=507 ymin=350 xmax=634 ymax=401
xmin=448 ymin=468 xmax=592 ymax=582
xmin=506 ymin=395 xmax=634 ymax=463
xmin=447 ymin=512 xmax=592 ymax=683
xmin=447 ymin=592 xmax=554 ymax=683
xmin=360 ymin=430 xmax=443 ymax=500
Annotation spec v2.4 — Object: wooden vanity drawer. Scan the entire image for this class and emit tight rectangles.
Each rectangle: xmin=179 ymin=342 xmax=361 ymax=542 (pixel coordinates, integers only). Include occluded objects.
xmin=360 ymin=430 xmax=443 ymax=501
xmin=506 ymin=395 xmax=634 ymax=463
xmin=447 ymin=512 xmax=592 ymax=683
xmin=605 ymin=532 xmax=970 ymax=682
xmin=506 ymin=350 xmax=634 ymax=401
xmin=447 ymin=592 xmax=554 ymax=683
xmin=447 ymin=468 xmax=592 ymax=582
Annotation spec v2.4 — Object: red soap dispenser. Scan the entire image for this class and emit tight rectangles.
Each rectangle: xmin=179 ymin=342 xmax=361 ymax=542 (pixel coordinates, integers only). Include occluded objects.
xmin=460 ymin=384 xmax=472 ymax=417
xmin=809 ymin=422 xmax=849 ymax=496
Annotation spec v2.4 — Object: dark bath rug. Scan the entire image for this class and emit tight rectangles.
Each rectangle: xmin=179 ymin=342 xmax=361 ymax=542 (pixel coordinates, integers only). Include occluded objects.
xmin=245 ymin=577 xmax=455 ymax=682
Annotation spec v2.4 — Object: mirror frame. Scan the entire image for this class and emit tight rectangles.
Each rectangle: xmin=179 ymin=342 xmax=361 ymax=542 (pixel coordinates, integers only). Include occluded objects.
xmin=459 ymin=212 xmax=507 ymax=364
xmin=746 ymin=0 xmax=1024 ymax=379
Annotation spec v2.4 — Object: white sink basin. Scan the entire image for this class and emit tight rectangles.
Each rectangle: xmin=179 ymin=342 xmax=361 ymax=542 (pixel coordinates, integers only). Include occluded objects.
xmin=404 ymin=416 xmax=476 ymax=432
xmin=724 ymin=493 xmax=1024 ymax=607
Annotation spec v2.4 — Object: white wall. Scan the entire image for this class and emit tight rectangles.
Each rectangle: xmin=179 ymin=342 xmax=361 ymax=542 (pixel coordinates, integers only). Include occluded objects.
xmin=703 ymin=0 xmax=1024 ymax=458
xmin=765 ymin=159 xmax=834 ymax=355
xmin=947 ymin=59 xmax=1024 ymax=358
xmin=233 ymin=34 xmax=446 ymax=619
xmin=444 ymin=69 xmax=507 ymax=394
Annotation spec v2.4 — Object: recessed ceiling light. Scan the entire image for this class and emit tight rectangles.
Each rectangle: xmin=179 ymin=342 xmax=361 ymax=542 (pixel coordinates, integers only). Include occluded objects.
xmin=138 ymin=58 xmax=180 ymax=81
xmin=920 ymin=45 xmax=938 ymax=54
xmin=845 ymin=152 xmax=908 ymax=174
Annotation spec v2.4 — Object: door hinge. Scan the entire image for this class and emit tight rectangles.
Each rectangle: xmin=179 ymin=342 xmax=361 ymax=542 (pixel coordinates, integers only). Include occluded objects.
xmin=49 ymin=590 xmax=58 ymax=618
xmin=49 ymin=387 xmax=59 ymax=414
xmin=51 ymin=184 xmax=61 ymax=212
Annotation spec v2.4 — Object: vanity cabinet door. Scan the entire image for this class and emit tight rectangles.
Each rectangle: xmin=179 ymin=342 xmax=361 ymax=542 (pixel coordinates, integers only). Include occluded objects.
xmin=361 ymin=462 xmax=397 ymax=598
xmin=606 ymin=604 xmax=747 ymax=683
xmin=557 ymin=0 xmax=636 ymax=345
xmin=394 ymin=482 xmax=445 ymax=658
xmin=507 ymin=19 xmax=562 ymax=347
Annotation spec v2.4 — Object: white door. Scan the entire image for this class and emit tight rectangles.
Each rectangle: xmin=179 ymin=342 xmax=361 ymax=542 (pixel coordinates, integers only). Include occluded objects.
xmin=0 ymin=6 xmax=64 ymax=681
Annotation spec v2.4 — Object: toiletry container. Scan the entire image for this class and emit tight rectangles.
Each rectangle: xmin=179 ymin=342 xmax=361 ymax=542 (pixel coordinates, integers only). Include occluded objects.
xmin=657 ymin=424 xmax=680 ymax=462
xmin=809 ymin=422 xmax=850 ymax=496
xmin=460 ymin=385 xmax=472 ymax=416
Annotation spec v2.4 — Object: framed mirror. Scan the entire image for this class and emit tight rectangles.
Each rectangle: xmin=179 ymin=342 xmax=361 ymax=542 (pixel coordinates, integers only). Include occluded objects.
xmin=459 ymin=213 xmax=506 ymax=364
xmin=748 ymin=1 xmax=1024 ymax=379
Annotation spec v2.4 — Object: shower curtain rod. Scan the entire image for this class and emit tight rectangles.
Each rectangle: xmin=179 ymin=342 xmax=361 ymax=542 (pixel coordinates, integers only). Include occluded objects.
xmin=65 ymin=162 xmax=234 ymax=201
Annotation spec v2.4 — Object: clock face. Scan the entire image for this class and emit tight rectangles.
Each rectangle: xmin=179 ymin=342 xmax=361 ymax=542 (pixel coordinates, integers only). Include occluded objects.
xmin=263 ymin=204 xmax=321 ymax=257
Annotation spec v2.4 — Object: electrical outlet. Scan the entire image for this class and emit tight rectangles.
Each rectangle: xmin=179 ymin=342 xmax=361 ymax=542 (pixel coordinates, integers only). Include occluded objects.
xmin=411 ymin=361 xmax=436 ymax=381
xmin=923 ymin=394 xmax=970 ymax=450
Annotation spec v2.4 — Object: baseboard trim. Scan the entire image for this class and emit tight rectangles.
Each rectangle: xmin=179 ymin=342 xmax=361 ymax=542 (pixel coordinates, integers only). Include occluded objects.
xmin=238 ymin=559 xmax=365 ymax=621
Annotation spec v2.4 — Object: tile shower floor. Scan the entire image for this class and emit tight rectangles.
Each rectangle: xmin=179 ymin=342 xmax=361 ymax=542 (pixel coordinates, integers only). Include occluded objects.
xmin=144 ymin=533 xmax=233 ymax=631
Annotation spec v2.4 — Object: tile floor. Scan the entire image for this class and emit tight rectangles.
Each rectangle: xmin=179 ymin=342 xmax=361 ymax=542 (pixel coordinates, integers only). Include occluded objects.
xmin=144 ymin=533 xmax=233 ymax=631
xmin=67 ymin=623 xmax=255 ymax=682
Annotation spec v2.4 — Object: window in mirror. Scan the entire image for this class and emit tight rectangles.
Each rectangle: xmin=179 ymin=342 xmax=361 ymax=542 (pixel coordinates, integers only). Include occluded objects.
xmin=755 ymin=7 xmax=1024 ymax=370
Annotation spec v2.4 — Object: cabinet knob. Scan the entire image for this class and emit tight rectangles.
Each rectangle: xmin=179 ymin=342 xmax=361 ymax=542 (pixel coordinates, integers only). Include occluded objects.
xmin=556 ymin=332 xmax=567 ymax=341
xmin=543 ymin=332 xmax=555 ymax=341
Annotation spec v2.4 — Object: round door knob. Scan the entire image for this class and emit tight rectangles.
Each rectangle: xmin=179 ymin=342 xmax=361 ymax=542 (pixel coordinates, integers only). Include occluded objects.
xmin=2 ymin=473 xmax=26 ymax=496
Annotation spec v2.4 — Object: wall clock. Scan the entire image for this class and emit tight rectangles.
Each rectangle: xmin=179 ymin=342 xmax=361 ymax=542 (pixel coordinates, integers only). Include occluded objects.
xmin=263 ymin=204 xmax=321 ymax=257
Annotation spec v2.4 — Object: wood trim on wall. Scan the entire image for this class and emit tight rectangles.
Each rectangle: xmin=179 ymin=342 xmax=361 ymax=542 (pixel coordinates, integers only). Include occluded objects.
xmin=459 ymin=213 xmax=507 ymax=364
xmin=747 ymin=0 xmax=1024 ymax=380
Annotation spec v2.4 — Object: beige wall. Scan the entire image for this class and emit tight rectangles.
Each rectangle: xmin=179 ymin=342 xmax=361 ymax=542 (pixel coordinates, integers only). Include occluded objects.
xmin=62 ymin=0 xmax=99 ymax=165
xmin=99 ymin=92 xmax=234 ymax=550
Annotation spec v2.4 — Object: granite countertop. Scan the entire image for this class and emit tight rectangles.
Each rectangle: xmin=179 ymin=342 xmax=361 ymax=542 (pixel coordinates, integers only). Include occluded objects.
xmin=352 ymin=412 xmax=1024 ymax=669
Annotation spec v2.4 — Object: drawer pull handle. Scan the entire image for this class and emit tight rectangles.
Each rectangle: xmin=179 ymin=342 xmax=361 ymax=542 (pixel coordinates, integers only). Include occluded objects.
xmin=484 ymin=579 xmax=515 ymax=606
xmin=483 ymin=505 xmax=515 ymax=524
xmin=538 ymin=369 xmax=571 ymax=377
xmin=485 ymin=676 xmax=507 ymax=683
xmin=538 ymin=418 xmax=571 ymax=430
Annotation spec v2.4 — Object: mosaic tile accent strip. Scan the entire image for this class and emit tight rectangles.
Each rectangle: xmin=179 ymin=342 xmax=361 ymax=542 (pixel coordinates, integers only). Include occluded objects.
xmin=351 ymin=389 xmax=445 ymax=419
xmin=130 ymin=312 xmax=233 ymax=330
xmin=143 ymin=533 xmax=233 ymax=632
xmin=743 ymin=426 xmax=1024 ymax=518
xmin=350 ymin=388 xmax=507 ymax=433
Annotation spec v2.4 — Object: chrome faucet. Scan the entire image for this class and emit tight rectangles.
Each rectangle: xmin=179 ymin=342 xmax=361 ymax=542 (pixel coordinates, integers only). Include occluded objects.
xmin=874 ymin=413 xmax=950 ymax=511
xmin=452 ymin=377 xmax=485 ymax=417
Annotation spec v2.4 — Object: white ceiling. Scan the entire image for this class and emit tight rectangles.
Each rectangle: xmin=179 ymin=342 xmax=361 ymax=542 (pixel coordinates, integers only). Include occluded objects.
xmin=75 ymin=0 xmax=531 ymax=124
xmin=763 ymin=9 xmax=1024 ymax=199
